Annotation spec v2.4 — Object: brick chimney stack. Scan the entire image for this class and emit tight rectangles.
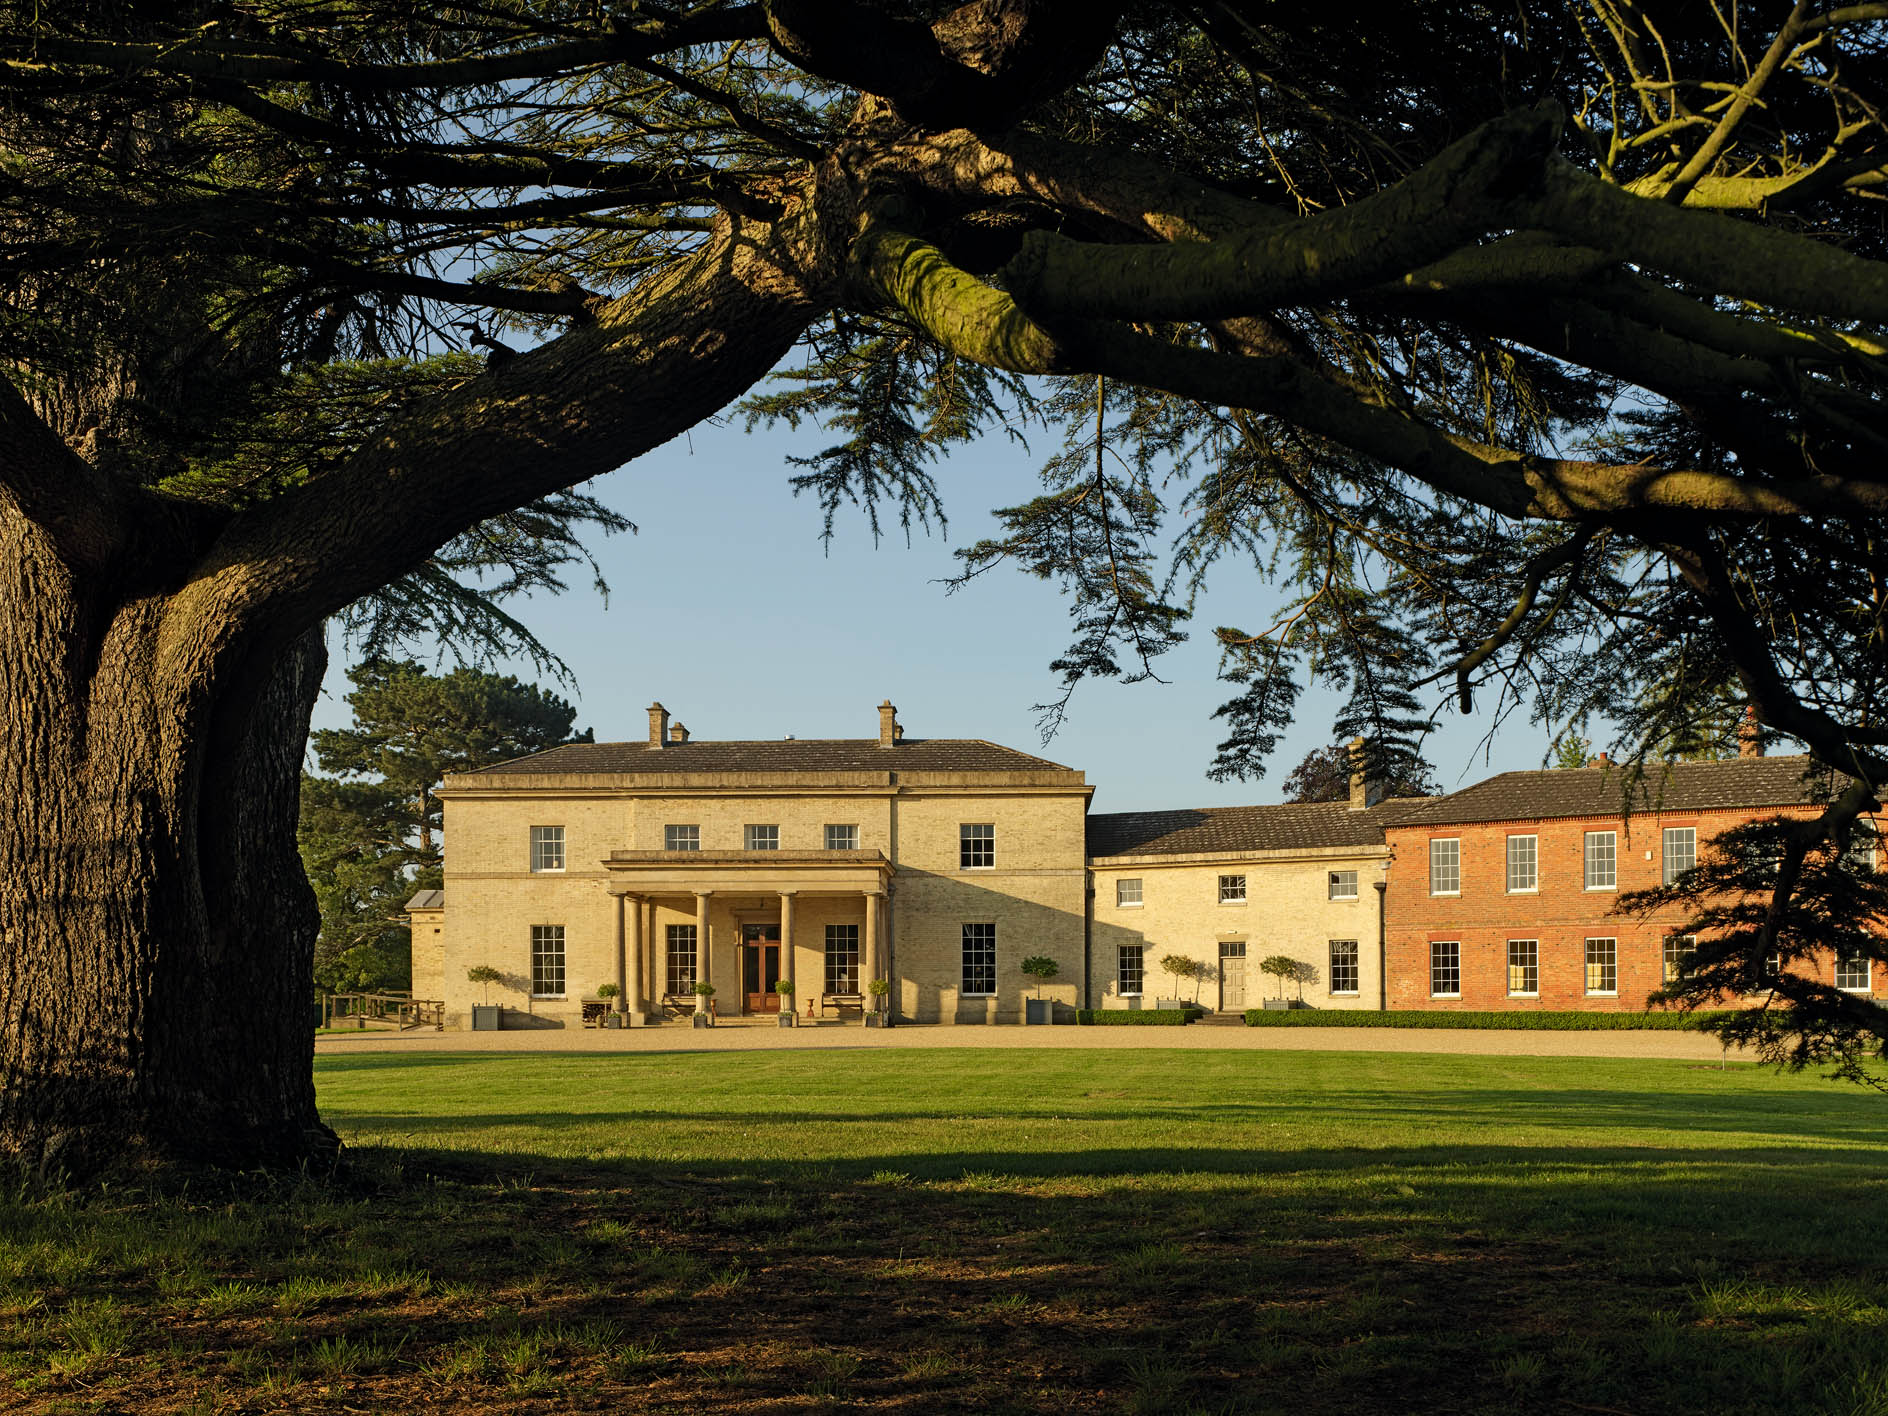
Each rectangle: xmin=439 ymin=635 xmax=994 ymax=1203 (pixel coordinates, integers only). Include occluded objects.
xmin=1738 ymin=706 xmax=1765 ymax=759
xmin=669 ymin=722 xmax=689 ymax=744
xmin=1348 ymin=736 xmax=1383 ymax=810
xmin=878 ymin=700 xmax=902 ymax=747
xmin=648 ymin=702 xmax=669 ymax=749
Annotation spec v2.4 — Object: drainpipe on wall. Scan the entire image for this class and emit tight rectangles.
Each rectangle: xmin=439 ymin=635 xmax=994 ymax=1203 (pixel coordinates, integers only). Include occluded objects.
xmin=1373 ymin=878 xmax=1389 ymax=1011
xmin=1082 ymin=871 xmax=1094 ymax=1010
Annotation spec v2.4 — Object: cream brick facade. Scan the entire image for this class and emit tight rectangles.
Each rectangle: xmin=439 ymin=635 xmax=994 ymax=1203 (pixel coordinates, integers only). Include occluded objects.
xmin=429 ymin=705 xmax=1092 ymax=1027
xmin=1089 ymin=848 xmax=1388 ymax=1011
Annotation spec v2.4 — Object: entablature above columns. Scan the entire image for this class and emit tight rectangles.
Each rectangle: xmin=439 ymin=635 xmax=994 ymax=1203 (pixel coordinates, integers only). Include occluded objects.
xmin=603 ymin=848 xmax=892 ymax=896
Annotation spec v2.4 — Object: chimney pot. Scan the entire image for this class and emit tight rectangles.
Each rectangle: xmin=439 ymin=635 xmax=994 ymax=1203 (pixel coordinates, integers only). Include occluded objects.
xmin=1347 ymin=736 xmax=1383 ymax=810
xmin=648 ymin=702 xmax=669 ymax=749
xmin=878 ymin=699 xmax=901 ymax=748
xmin=1738 ymin=706 xmax=1765 ymax=759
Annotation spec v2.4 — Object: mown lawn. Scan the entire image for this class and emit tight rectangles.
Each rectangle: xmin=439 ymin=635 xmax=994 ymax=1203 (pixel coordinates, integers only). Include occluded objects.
xmin=3 ymin=1049 xmax=1886 ymax=1414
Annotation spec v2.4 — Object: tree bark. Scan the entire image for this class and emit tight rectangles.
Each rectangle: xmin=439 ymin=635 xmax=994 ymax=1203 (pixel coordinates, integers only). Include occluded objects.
xmin=0 ymin=503 xmax=335 ymax=1174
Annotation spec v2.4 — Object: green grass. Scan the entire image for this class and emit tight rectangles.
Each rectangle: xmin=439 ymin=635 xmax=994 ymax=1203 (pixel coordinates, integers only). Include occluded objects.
xmin=2 ymin=1049 xmax=1885 ymax=1414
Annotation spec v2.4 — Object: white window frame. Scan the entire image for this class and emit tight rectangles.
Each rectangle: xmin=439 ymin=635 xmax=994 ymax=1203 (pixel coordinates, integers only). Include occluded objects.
xmin=961 ymin=922 xmax=997 ymax=995
xmin=1115 ymin=877 xmax=1143 ymax=908
xmin=960 ymin=823 xmax=995 ymax=870
xmin=1328 ymin=870 xmax=1358 ymax=901
xmin=1835 ymin=952 xmax=1873 ymax=993
xmin=1218 ymin=874 xmax=1247 ymax=905
xmin=1584 ymin=831 xmax=1617 ymax=892
xmin=1662 ymin=827 xmax=1697 ymax=887
xmin=664 ymin=824 xmax=700 ymax=852
xmin=1429 ymin=839 xmax=1461 ymax=896
xmin=1585 ymin=936 xmax=1618 ymax=996
xmin=1429 ymin=940 xmax=1461 ymax=999
xmin=1846 ymin=822 xmax=1878 ymax=874
xmin=1506 ymin=938 xmax=1539 ymax=998
xmin=1505 ymin=835 xmax=1537 ymax=894
xmin=529 ymin=825 xmax=565 ymax=873
xmin=1117 ymin=943 xmax=1145 ymax=997
xmin=824 ymin=923 xmax=860 ymax=995
xmin=665 ymin=924 xmax=697 ymax=997
xmin=530 ymin=924 xmax=566 ymax=999
xmin=824 ymin=823 xmax=860 ymax=851
xmin=1329 ymin=938 xmax=1359 ymax=995
xmin=744 ymin=823 xmax=780 ymax=851
xmin=1662 ymin=934 xmax=1696 ymax=985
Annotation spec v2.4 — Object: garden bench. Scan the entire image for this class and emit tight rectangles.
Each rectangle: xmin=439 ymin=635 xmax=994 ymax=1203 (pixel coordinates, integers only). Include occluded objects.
xmin=821 ymin=991 xmax=864 ymax=1020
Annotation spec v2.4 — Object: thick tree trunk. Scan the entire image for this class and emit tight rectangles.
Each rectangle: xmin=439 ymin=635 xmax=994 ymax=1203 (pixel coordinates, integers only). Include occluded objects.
xmin=0 ymin=511 xmax=334 ymax=1175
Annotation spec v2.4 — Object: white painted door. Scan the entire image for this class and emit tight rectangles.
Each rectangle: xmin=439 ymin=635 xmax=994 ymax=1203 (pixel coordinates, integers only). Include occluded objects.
xmin=1219 ymin=939 xmax=1247 ymax=1010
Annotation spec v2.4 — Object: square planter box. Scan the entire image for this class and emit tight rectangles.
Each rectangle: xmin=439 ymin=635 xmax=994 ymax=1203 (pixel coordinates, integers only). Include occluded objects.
xmin=470 ymin=1005 xmax=501 ymax=1031
xmin=1262 ymin=999 xmax=1293 ymax=1011
xmin=603 ymin=1013 xmax=624 ymax=1029
xmin=863 ymin=1012 xmax=888 ymax=1028
xmin=1024 ymin=998 xmax=1052 ymax=1025
xmin=776 ymin=1012 xmax=797 ymax=1028
xmin=1155 ymin=998 xmax=1189 ymax=1012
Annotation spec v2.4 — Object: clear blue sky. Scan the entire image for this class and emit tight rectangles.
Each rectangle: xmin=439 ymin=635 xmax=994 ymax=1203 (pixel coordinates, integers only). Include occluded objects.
xmin=310 ymin=412 xmax=1565 ymax=813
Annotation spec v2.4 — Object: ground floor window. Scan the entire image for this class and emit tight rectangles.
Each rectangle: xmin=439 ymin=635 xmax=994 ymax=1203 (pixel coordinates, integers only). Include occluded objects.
xmin=1329 ymin=939 xmax=1359 ymax=995
xmin=825 ymin=923 xmax=860 ymax=994
xmin=1430 ymin=940 xmax=1460 ymax=998
xmin=1506 ymin=939 xmax=1538 ymax=997
xmin=1117 ymin=943 xmax=1144 ymax=996
xmin=665 ymin=924 xmax=697 ymax=997
xmin=962 ymin=922 xmax=997 ymax=995
xmin=1836 ymin=952 xmax=1873 ymax=993
xmin=1662 ymin=934 xmax=1696 ymax=985
xmin=531 ymin=925 xmax=565 ymax=998
xmin=1585 ymin=937 xmax=1617 ymax=995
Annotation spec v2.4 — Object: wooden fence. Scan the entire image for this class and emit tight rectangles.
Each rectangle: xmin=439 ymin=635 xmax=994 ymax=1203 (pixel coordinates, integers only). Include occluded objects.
xmin=318 ymin=991 xmax=445 ymax=1031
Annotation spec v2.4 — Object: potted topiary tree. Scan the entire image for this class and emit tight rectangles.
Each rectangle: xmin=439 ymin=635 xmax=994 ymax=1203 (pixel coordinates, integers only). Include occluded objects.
xmin=1258 ymin=955 xmax=1298 ymax=1010
xmin=864 ymin=976 xmax=891 ymax=1027
xmin=467 ymin=964 xmax=503 ymax=1031
xmin=1020 ymin=955 xmax=1058 ymax=1024
xmin=774 ymin=976 xmax=797 ymax=1027
xmin=1156 ymin=953 xmax=1199 ymax=1011
xmin=690 ymin=980 xmax=715 ymax=1027
xmin=595 ymin=981 xmax=622 ymax=1028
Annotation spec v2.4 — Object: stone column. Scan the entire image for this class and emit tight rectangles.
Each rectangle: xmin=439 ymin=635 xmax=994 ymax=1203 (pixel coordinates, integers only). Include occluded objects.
xmin=625 ymin=893 xmax=643 ymax=1022
xmin=613 ymin=892 xmax=629 ymax=1012
xmin=642 ymin=897 xmax=657 ymax=1006
xmin=779 ymin=890 xmax=797 ymax=994
xmin=694 ymin=891 xmax=713 ymax=1014
xmin=862 ymin=889 xmax=882 ymax=1011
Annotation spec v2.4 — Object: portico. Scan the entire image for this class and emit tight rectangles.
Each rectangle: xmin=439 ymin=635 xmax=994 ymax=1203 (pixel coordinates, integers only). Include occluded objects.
xmin=603 ymin=850 xmax=893 ymax=1021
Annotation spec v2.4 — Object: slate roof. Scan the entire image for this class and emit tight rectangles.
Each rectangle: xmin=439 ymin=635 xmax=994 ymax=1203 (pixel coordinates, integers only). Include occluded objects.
xmin=1387 ymin=755 xmax=1830 ymax=827
xmin=1086 ymin=799 xmax=1425 ymax=859
xmin=459 ymin=738 xmax=1078 ymax=776
xmin=404 ymin=889 xmax=445 ymax=911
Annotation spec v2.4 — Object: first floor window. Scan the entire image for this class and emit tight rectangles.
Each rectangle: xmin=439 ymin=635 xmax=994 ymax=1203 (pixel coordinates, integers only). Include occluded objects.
xmin=1218 ymin=873 xmax=1246 ymax=904
xmin=1116 ymin=877 xmax=1143 ymax=907
xmin=744 ymin=823 xmax=780 ymax=851
xmin=962 ymin=922 xmax=997 ymax=995
xmin=1429 ymin=839 xmax=1460 ymax=895
xmin=665 ymin=924 xmax=697 ymax=996
xmin=1430 ymin=940 xmax=1460 ymax=997
xmin=1836 ymin=952 xmax=1873 ymax=993
xmin=825 ymin=823 xmax=859 ymax=851
xmin=1662 ymin=827 xmax=1697 ymax=886
xmin=1329 ymin=938 xmax=1359 ymax=995
xmin=1585 ymin=831 xmax=1617 ymax=891
xmin=825 ymin=923 xmax=859 ymax=994
xmin=960 ymin=822 xmax=995 ymax=869
xmin=531 ymin=925 xmax=565 ymax=997
xmin=1663 ymin=934 xmax=1696 ymax=984
xmin=1846 ymin=823 xmax=1879 ymax=874
xmin=530 ymin=825 xmax=565 ymax=872
xmin=1506 ymin=835 xmax=1537 ymax=892
xmin=1507 ymin=938 xmax=1538 ymax=997
xmin=1117 ymin=943 xmax=1145 ymax=996
xmin=665 ymin=824 xmax=699 ymax=851
xmin=1585 ymin=937 xmax=1617 ymax=994
xmin=1328 ymin=870 xmax=1358 ymax=901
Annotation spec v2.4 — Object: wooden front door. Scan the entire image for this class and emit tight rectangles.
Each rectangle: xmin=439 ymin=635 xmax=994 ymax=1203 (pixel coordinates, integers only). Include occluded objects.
xmin=1219 ymin=939 xmax=1247 ymax=1011
xmin=742 ymin=923 xmax=782 ymax=1014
